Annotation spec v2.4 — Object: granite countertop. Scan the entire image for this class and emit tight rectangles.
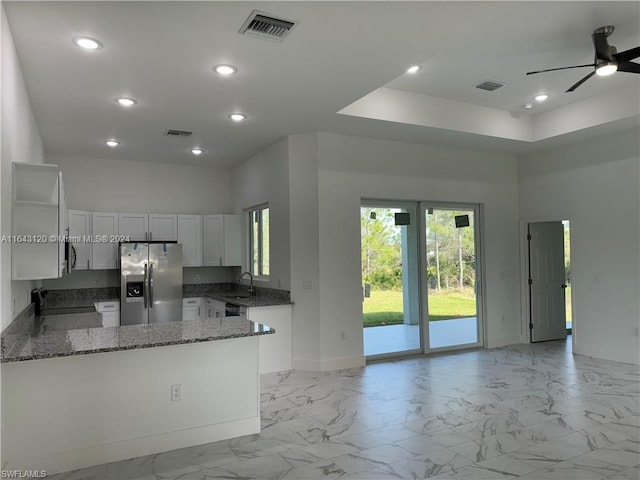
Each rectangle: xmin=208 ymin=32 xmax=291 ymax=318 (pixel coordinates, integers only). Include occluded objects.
xmin=2 ymin=306 xmax=274 ymax=363
xmin=194 ymin=292 xmax=291 ymax=308
xmin=182 ymin=283 xmax=292 ymax=308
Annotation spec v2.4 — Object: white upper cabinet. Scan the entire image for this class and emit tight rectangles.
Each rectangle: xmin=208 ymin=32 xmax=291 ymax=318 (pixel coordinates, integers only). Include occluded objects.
xmin=148 ymin=214 xmax=178 ymax=242
xmin=177 ymin=215 xmax=202 ymax=267
xmin=118 ymin=213 xmax=148 ymax=241
xmin=119 ymin=213 xmax=177 ymax=241
xmin=203 ymin=214 xmax=241 ymax=266
xmin=68 ymin=210 xmax=92 ymax=270
xmin=92 ymin=212 xmax=119 ymax=270
xmin=12 ymin=163 xmax=62 ymax=280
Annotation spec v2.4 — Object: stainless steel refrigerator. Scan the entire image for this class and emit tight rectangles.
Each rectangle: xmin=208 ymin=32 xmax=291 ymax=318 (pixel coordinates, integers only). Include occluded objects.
xmin=120 ymin=242 xmax=182 ymax=325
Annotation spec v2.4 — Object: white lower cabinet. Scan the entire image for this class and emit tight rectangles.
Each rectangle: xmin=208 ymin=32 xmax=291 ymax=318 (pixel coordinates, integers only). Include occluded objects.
xmin=205 ymin=298 xmax=226 ymax=319
xmin=96 ymin=301 xmax=120 ymax=328
xmin=182 ymin=297 xmax=203 ymax=321
xmin=247 ymin=305 xmax=292 ymax=374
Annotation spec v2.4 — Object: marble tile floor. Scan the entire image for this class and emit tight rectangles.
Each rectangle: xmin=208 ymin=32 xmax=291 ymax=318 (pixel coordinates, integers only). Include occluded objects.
xmin=48 ymin=341 xmax=639 ymax=480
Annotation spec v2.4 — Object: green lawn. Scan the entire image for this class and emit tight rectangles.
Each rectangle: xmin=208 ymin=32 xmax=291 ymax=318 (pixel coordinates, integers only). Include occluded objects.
xmin=363 ymin=289 xmax=476 ymax=327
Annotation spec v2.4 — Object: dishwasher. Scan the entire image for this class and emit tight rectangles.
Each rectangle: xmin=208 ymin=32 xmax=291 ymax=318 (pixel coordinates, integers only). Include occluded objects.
xmin=225 ymin=303 xmax=247 ymax=319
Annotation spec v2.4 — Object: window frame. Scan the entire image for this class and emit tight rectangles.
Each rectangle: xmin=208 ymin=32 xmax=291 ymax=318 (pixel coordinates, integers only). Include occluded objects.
xmin=247 ymin=204 xmax=270 ymax=279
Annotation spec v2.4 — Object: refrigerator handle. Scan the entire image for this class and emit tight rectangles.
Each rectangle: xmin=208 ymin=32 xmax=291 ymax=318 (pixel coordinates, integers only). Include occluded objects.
xmin=143 ymin=263 xmax=148 ymax=309
xmin=149 ymin=263 xmax=154 ymax=308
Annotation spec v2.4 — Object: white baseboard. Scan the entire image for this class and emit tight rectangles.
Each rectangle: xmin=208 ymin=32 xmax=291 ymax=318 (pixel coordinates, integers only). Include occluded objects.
xmin=6 ymin=417 xmax=260 ymax=476
xmin=292 ymin=355 xmax=365 ymax=372
xmin=574 ymin=341 xmax=640 ymax=365
xmin=487 ymin=334 xmax=523 ymax=348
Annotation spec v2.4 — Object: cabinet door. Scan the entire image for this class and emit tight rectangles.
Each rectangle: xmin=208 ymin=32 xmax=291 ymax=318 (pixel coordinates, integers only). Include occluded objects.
xmin=203 ymin=215 xmax=242 ymax=266
xmin=203 ymin=215 xmax=223 ymax=266
xmin=118 ymin=213 xmax=148 ymax=241
xmin=222 ymin=215 xmax=242 ymax=266
xmin=178 ymin=215 xmax=202 ymax=267
xmin=58 ymin=173 xmax=68 ymax=276
xmin=149 ymin=214 xmax=178 ymax=241
xmin=182 ymin=306 xmax=199 ymax=321
xmin=92 ymin=212 xmax=119 ymax=269
xmin=101 ymin=311 xmax=120 ymax=328
xmin=68 ymin=210 xmax=91 ymax=270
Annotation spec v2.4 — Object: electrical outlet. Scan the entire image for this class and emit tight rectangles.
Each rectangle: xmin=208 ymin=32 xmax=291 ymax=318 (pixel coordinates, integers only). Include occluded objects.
xmin=340 ymin=331 xmax=346 ymax=341
xmin=634 ymin=327 xmax=639 ymax=337
xmin=13 ymin=298 xmax=16 ymax=316
xmin=303 ymin=279 xmax=312 ymax=290
xmin=171 ymin=384 xmax=183 ymax=402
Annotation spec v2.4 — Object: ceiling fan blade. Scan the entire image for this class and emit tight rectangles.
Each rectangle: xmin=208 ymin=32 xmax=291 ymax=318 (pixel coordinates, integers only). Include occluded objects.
xmin=566 ymin=71 xmax=596 ymax=92
xmin=592 ymin=32 xmax=611 ymax=60
xmin=526 ymin=64 xmax=594 ymax=75
xmin=615 ymin=46 xmax=640 ymax=63
xmin=617 ymin=61 xmax=640 ymax=73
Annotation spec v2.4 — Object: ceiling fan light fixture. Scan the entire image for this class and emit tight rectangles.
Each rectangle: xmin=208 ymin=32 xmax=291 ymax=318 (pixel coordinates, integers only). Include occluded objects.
xmin=534 ymin=94 xmax=550 ymax=102
xmin=596 ymin=62 xmax=618 ymax=76
xmin=406 ymin=65 xmax=421 ymax=74
xmin=523 ymin=103 xmax=534 ymax=109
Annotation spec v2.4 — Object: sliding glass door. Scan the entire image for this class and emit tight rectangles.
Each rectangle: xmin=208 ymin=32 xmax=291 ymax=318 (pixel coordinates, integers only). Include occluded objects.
xmin=361 ymin=203 xmax=420 ymax=357
xmin=361 ymin=201 xmax=483 ymax=359
xmin=424 ymin=206 xmax=482 ymax=350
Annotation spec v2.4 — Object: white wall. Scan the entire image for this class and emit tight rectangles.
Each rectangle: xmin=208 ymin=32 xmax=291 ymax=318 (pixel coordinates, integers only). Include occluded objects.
xmin=231 ymin=138 xmax=291 ymax=290
xmin=316 ymin=132 xmax=521 ymax=369
xmin=1 ymin=6 xmax=45 ymax=329
xmin=47 ymin=154 xmax=232 ymax=214
xmin=518 ymin=128 xmax=640 ymax=365
xmin=288 ymin=134 xmax=322 ymax=369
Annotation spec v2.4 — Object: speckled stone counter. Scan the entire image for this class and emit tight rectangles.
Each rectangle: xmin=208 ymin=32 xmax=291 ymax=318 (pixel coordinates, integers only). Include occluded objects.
xmin=2 ymin=314 xmax=274 ymax=363
xmin=183 ymin=283 xmax=292 ymax=307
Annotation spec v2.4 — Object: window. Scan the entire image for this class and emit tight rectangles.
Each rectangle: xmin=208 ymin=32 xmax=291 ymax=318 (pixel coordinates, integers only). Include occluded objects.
xmin=249 ymin=205 xmax=269 ymax=277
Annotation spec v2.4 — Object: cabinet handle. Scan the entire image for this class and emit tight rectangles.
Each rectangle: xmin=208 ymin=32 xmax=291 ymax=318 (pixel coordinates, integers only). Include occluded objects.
xmin=104 ymin=304 xmax=114 ymax=308
xmin=219 ymin=257 xmax=222 ymax=266
xmin=198 ymin=307 xmax=201 ymax=317
xmin=87 ymin=259 xmax=90 ymax=269
xmin=149 ymin=231 xmax=153 ymax=241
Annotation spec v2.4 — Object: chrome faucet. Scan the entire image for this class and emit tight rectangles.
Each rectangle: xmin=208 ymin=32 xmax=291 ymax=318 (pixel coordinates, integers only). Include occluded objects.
xmin=239 ymin=271 xmax=254 ymax=295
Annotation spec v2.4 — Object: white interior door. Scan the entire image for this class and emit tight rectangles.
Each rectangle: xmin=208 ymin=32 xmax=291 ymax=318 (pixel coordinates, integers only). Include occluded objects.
xmin=528 ymin=222 xmax=567 ymax=342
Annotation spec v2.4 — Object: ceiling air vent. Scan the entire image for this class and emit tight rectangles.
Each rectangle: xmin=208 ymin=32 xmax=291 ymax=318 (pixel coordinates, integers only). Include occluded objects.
xmin=475 ymin=80 xmax=505 ymax=92
xmin=239 ymin=10 xmax=296 ymax=41
xmin=163 ymin=129 xmax=192 ymax=137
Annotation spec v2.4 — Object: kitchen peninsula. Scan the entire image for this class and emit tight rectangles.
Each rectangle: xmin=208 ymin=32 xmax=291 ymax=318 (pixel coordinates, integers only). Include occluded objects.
xmin=0 ymin=286 xmax=289 ymax=476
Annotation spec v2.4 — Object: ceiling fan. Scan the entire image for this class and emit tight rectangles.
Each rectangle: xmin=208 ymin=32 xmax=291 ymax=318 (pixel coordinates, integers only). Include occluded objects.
xmin=526 ymin=26 xmax=640 ymax=92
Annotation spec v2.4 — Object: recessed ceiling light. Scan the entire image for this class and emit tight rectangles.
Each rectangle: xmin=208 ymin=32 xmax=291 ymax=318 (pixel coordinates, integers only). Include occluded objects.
xmin=406 ymin=65 xmax=421 ymax=74
xmin=191 ymin=148 xmax=204 ymax=155
xmin=523 ymin=103 xmax=534 ymax=109
xmin=229 ymin=113 xmax=246 ymax=122
xmin=105 ymin=140 xmax=120 ymax=147
xmin=73 ymin=36 xmax=102 ymax=50
xmin=214 ymin=65 xmax=238 ymax=76
xmin=116 ymin=97 xmax=137 ymax=107
xmin=534 ymin=94 xmax=550 ymax=102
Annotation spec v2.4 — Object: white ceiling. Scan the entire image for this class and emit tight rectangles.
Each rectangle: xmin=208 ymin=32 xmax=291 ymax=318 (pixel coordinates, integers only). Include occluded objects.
xmin=4 ymin=1 xmax=639 ymax=168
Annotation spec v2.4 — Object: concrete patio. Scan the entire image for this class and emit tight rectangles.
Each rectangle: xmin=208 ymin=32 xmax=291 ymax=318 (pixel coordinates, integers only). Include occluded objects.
xmin=363 ymin=317 xmax=478 ymax=356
